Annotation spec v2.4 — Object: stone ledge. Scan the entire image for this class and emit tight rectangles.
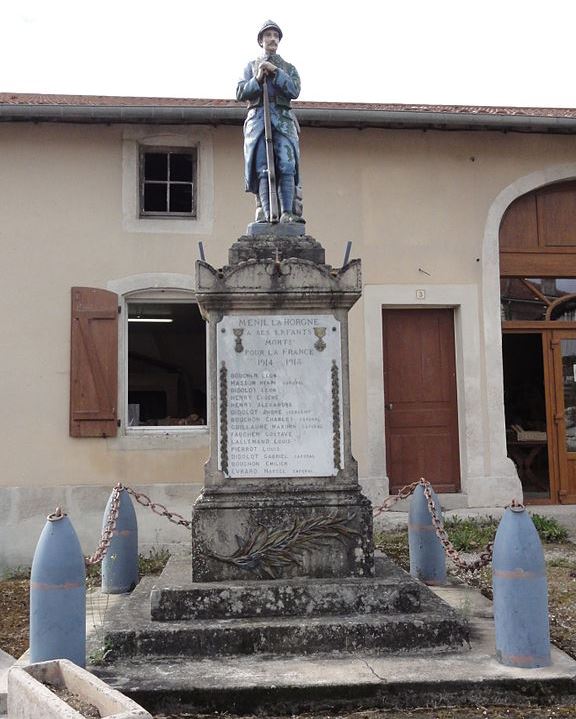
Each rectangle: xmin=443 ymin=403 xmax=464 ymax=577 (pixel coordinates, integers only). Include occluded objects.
xmin=151 ymin=558 xmax=422 ymax=620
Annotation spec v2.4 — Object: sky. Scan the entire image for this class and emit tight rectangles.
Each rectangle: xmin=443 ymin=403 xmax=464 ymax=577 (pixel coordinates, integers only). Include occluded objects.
xmin=2 ymin=0 xmax=576 ymax=108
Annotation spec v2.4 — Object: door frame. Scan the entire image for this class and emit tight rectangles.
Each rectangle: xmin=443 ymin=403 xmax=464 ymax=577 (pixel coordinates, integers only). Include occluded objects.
xmin=362 ymin=284 xmax=502 ymax=507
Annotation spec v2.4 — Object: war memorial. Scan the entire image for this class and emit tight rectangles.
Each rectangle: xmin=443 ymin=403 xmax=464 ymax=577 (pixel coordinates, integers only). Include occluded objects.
xmin=78 ymin=21 xmax=486 ymax=713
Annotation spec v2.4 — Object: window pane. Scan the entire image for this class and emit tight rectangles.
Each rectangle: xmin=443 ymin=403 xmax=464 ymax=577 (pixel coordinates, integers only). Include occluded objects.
xmin=170 ymin=152 xmax=194 ymax=181
xmin=128 ymin=303 xmax=207 ymax=426
xmin=144 ymin=183 xmax=167 ymax=212
xmin=500 ymin=279 xmax=547 ymax=321
xmin=169 ymin=184 xmax=193 ymax=213
xmin=562 ymin=339 xmax=576 ymax=453
xmin=144 ymin=153 xmax=168 ymax=181
xmin=501 ymin=278 xmax=576 ymax=321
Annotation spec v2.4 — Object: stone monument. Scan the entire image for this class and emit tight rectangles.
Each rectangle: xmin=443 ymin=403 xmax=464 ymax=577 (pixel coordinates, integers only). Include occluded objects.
xmin=94 ymin=24 xmax=469 ymax=708
xmin=190 ymin=19 xmax=373 ymax=583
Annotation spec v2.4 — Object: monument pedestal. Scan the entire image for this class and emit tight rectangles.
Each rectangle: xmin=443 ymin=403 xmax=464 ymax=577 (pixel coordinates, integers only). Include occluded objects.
xmin=193 ymin=233 xmax=373 ymax=582
xmin=191 ymin=487 xmax=373 ymax=581
xmin=94 ymin=232 xmax=470 ymax=706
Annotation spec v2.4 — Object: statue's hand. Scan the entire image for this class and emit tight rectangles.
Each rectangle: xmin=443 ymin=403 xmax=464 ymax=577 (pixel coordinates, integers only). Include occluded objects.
xmin=256 ymin=61 xmax=277 ymax=82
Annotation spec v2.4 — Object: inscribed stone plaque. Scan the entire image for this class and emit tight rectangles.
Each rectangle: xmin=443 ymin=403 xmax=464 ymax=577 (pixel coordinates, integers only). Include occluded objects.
xmin=217 ymin=314 xmax=344 ymax=478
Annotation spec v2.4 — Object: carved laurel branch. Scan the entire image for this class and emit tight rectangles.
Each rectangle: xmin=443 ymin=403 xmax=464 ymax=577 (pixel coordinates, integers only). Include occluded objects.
xmin=208 ymin=512 xmax=359 ymax=579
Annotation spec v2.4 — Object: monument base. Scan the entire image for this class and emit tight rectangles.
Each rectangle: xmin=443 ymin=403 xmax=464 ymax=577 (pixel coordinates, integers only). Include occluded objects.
xmin=246 ymin=220 xmax=306 ymax=238
xmin=229 ymin=232 xmax=325 ymax=264
xmin=191 ymin=487 xmax=374 ymax=582
xmin=96 ymin=555 xmax=469 ymax=664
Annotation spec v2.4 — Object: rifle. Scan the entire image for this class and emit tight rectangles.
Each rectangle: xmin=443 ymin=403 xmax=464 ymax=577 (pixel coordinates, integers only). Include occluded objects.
xmin=262 ymin=72 xmax=279 ymax=222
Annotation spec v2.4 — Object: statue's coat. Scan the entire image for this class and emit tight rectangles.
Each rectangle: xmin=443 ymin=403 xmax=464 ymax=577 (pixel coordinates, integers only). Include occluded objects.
xmin=237 ymin=54 xmax=301 ymax=194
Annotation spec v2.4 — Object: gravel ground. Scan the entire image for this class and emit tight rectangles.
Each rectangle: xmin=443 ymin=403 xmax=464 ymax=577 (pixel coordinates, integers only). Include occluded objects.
xmin=154 ymin=708 xmax=576 ymax=718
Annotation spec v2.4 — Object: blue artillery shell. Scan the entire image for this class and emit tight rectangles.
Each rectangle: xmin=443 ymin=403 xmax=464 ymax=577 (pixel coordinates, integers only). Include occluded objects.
xmin=408 ymin=484 xmax=446 ymax=585
xmin=30 ymin=514 xmax=86 ymax=667
xmin=101 ymin=488 xmax=139 ymax=594
xmin=492 ymin=507 xmax=551 ymax=668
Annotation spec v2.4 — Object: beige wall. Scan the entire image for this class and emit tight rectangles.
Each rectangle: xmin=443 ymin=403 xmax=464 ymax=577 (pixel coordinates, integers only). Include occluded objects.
xmin=2 ymin=121 xmax=576 ymax=497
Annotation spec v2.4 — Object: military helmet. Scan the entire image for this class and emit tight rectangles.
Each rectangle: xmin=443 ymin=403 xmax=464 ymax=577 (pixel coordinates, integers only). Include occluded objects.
xmin=257 ymin=20 xmax=283 ymax=46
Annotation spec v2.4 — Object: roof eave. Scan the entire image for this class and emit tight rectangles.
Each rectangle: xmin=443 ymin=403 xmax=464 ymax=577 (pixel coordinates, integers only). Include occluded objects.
xmin=2 ymin=103 xmax=576 ymax=133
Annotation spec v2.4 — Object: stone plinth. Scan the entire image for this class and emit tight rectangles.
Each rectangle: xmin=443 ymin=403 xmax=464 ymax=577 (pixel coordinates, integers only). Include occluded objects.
xmin=98 ymin=556 xmax=469 ymax=660
xmin=193 ymin=236 xmax=371 ymax=582
xmin=229 ymin=232 xmax=324 ymax=265
xmin=191 ymin=488 xmax=373 ymax=582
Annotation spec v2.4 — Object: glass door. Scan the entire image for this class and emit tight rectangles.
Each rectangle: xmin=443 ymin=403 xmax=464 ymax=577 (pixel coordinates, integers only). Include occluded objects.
xmin=551 ymin=332 xmax=576 ymax=503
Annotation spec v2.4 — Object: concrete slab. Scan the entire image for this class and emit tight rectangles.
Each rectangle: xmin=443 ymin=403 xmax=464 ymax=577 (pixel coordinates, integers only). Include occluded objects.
xmin=92 ymin=578 xmax=576 ymax=714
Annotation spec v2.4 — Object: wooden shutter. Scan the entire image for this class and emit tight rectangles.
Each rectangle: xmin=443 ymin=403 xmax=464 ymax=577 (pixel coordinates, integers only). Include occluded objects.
xmin=70 ymin=287 xmax=119 ymax=437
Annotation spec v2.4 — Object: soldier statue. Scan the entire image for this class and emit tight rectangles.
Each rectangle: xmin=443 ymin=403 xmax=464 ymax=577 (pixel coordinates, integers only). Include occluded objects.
xmin=237 ymin=20 xmax=303 ymax=224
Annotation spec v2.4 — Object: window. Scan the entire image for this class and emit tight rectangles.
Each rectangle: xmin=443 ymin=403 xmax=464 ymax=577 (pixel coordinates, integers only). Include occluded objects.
xmin=140 ymin=148 xmax=197 ymax=218
xmin=501 ymin=278 xmax=576 ymax=321
xmin=122 ymin=127 xmax=214 ymax=235
xmin=70 ymin=281 xmax=208 ymax=440
xmin=127 ymin=301 xmax=206 ymax=428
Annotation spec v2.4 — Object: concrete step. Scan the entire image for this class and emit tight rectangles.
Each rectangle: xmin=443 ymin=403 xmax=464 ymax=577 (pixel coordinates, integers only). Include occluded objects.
xmin=99 ymin=557 xmax=469 ymax=660
xmin=151 ymin=559 xmax=422 ymax=620
xmin=104 ymin=605 xmax=469 ymax=659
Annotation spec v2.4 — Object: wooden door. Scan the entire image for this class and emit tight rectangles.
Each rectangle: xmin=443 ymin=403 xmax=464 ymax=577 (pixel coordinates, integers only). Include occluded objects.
xmin=549 ymin=331 xmax=576 ymax=503
xmin=382 ymin=308 xmax=461 ymax=493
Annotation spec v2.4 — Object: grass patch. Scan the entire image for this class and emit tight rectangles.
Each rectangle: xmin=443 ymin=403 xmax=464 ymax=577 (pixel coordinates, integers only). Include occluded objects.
xmin=531 ymin=513 xmax=569 ymax=543
xmin=1 ymin=565 xmax=31 ymax=581
xmin=138 ymin=547 xmax=171 ymax=575
xmin=86 ymin=547 xmax=170 ymax=587
xmin=443 ymin=516 xmax=499 ymax=552
xmin=376 ymin=513 xmax=570 ymax=573
xmin=374 ymin=530 xmax=410 ymax=571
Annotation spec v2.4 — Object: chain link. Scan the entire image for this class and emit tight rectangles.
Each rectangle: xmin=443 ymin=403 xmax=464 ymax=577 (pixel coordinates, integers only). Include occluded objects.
xmin=85 ymin=483 xmax=122 ymax=566
xmin=89 ymin=476 xmax=513 ymax=572
xmin=372 ymin=480 xmax=420 ymax=517
xmin=373 ymin=477 xmax=495 ymax=573
xmin=124 ymin=486 xmax=192 ymax=529
xmin=420 ymin=478 xmax=494 ymax=572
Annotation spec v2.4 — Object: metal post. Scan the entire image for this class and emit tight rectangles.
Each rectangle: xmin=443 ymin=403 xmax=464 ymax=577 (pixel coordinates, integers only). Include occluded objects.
xmin=30 ymin=508 xmax=86 ymax=667
xmin=101 ymin=488 xmax=139 ymax=594
xmin=492 ymin=506 xmax=551 ymax=667
xmin=408 ymin=484 xmax=446 ymax=585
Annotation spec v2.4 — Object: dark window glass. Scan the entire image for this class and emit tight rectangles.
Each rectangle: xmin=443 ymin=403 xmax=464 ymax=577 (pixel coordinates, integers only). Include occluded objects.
xmin=140 ymin=148 xmax=196 ymax=217
xmin=144 ymin=183 xmax=167 ymax=212
xmin=170 ymin=184 xmax=193 ymax=213
xmin=127 ymin=303 xmax=207 ymax=427
xmin=170 ymin=153 xmax=194 ymax=181
xmin=144 ymin=153 xmax=168 ymax=181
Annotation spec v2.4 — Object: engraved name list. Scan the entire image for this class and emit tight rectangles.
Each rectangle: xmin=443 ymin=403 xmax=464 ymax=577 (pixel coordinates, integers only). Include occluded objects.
xmin=217 ymin=314 xmax=343 ymax=478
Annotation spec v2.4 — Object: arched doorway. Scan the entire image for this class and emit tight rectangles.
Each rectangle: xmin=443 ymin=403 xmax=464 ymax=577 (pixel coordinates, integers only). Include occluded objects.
xmin=500 ymin=181 xmax=576 ymax=503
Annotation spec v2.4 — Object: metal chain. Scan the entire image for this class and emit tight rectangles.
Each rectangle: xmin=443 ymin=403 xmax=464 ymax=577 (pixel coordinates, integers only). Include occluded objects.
xmin=124 ymin=486 xmax=192 ymax=529
xmin=85 ymin=483 xmax=122 ymax=566
xmin=89 ymin=477 xmax=516 ymax=572
xmin=372 ymin=480 xmax=420 ymax=517
xmin=420 ymin=478 xmax=494 ymax=573
xmin=373 ymin=477 xmax=495 ymax=573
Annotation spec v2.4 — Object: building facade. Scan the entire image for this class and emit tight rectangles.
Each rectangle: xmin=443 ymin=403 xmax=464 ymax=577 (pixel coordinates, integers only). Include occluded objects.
xmin=2 ymin=93 xmax=576 ymax=568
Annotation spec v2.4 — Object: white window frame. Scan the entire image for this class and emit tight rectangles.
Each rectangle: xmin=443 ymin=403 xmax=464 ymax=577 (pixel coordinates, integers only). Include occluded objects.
xmin=122 ymin=126 xmax=214 ymax=235
xmin=107 ymin=273 xmax=209 ymax=450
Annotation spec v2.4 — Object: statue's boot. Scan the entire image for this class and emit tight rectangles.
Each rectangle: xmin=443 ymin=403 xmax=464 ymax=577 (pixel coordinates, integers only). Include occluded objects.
xmin=278 ymin=175 xmax=297 ymax=222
